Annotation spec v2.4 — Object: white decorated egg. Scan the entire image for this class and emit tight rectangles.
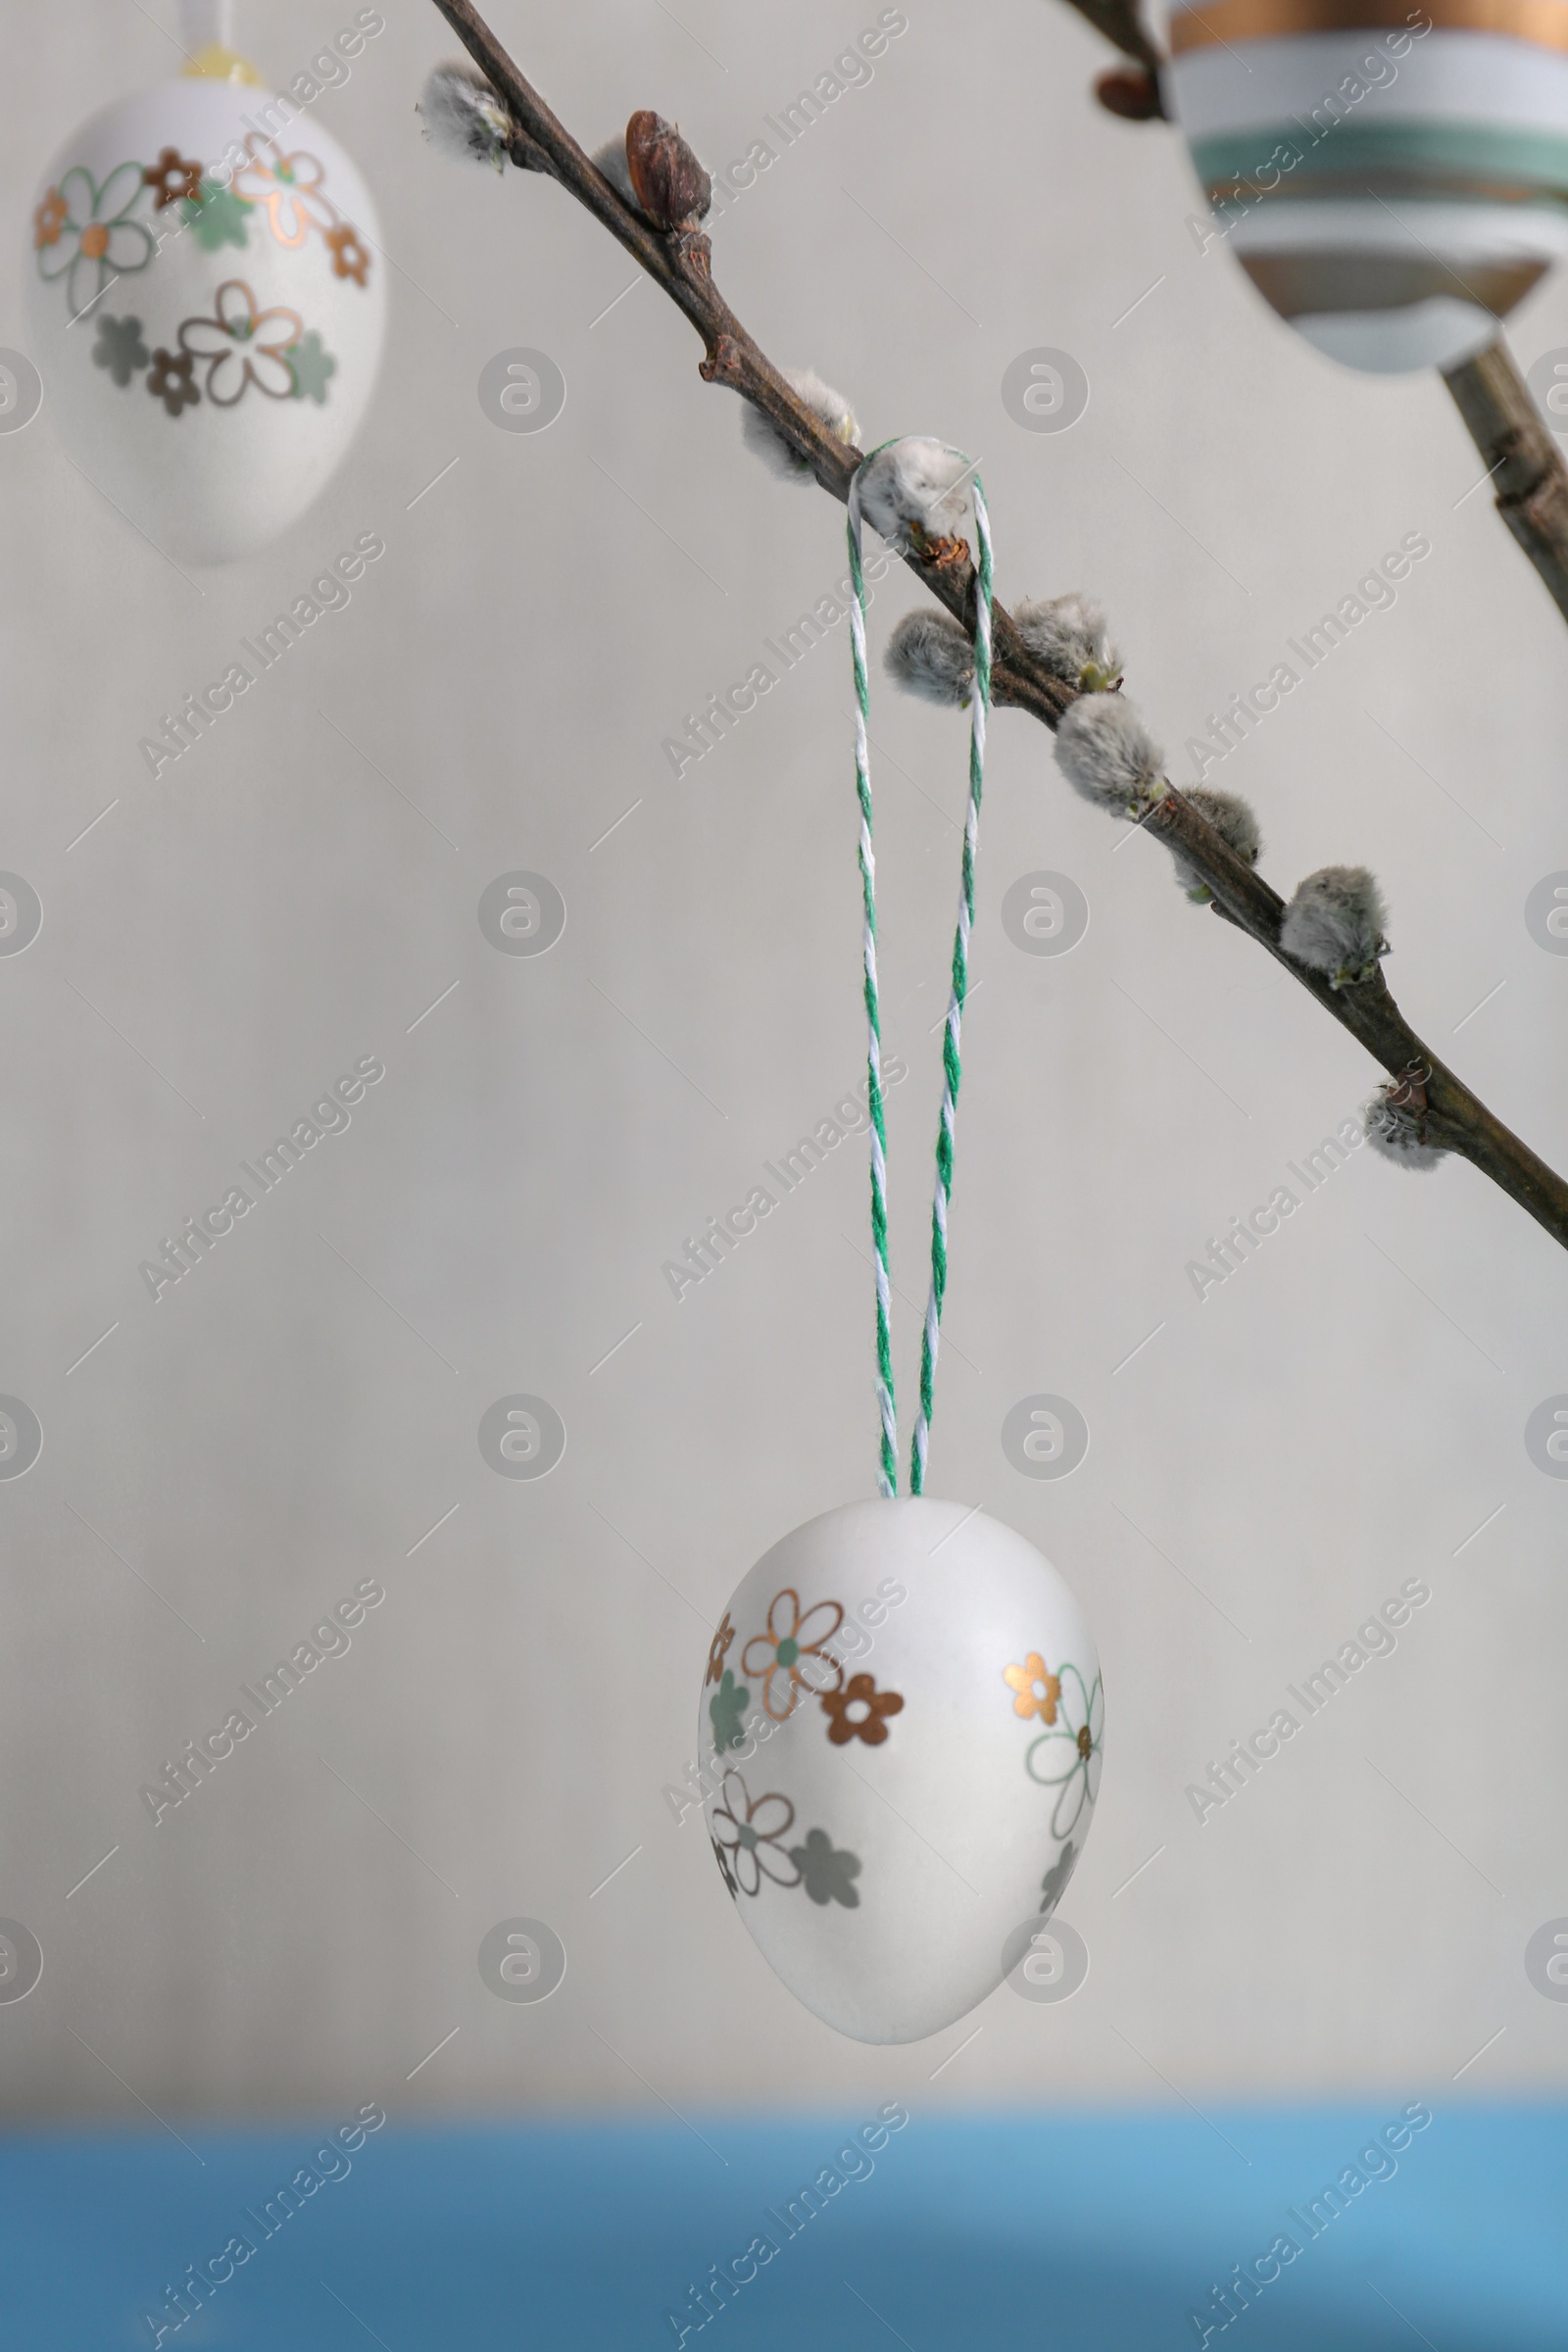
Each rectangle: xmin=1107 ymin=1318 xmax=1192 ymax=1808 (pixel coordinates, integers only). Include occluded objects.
xmin=699 ymin=1497 xmax=1102 ymax=2044
xmin=1166 ymin=0 xmax=1568 ymax=372
xmin=25 ymin=73 xmax=384 ymax=563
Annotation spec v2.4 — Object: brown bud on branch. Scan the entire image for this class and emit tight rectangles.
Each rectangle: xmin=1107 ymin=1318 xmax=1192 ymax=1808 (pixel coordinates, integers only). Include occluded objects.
xmin=625 ymin=111 xmax=711 ymax=231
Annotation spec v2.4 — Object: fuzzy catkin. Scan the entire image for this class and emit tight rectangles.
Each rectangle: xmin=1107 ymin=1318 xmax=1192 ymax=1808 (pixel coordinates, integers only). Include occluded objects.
xmin=856 ymin=439 xmax=971 ymax=547
xmin=885 ymin=611 xmax=973 ymax=708
xmin=1364 ymin=1088 xmax=1448 ymax=1170
xmin=418 ymin=65 xmax=517 ymax=172
xmin=1174 ymin=787 xmax=1261 ymax=901
xmin=1054 ymin=695 xmax=1165 ymax=816
xmin=1013 ymin=593 xmax=1118 ymax=689
xmin=1281 ymin=866 xmax=1388 ymax=987
xmin=741 ymin=368 xmax=858 ymax=482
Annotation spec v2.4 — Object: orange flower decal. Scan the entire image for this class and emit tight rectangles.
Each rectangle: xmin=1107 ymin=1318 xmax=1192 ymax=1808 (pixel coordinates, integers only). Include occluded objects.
xmin=820 ymin=1672 xmax=904 ymax=1747
xmin=706 ymin=1612 xmax=734 ymax=1688
xmin=1004 ymin=1652 xmax=1060 ymax=1724
xmin=33 ymin=189 xmax=67 ymax=249
xmin=325 ymin=221 xmax=369 ymax=286
xmin=742 ymin=1587 xmax=845 ymax=1721
xmin=144 ymin=147 xmax=203 ymax=211
xmin=232 ymin=138 xmax=337 ymax=246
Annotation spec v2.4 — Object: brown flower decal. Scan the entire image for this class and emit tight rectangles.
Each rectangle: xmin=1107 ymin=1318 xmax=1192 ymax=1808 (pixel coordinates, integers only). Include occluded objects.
xmin=1004 ymin=1652 xmax=1060 ymax=1724
xmin=710 ymin=1771 xmax=800 ymax=1896
xmin=706 ymin=1612 xmax=734 ymax=1688
xmin=177 ymin=279 xmax=302 ymax=406
xmin=143 ymin=148 xmax=203 ymax=211
xmin=325 ymin=221 xmax=370 ymax=286
xmin=33 ymin=188 xmax=67 ymax=250
xmin=147 ymin=348 xmax=199 ymax=417
xmin=821 ymin=1672 xmax=904 ymax=1747
xmin=742 ymin=1587 xmax=845 ymax=1721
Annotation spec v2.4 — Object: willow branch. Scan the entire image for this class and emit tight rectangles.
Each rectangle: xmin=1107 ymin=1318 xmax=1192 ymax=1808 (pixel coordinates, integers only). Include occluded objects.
xmin=423 ymin=0 xmax=1568 ymax=1254
xmin=1443 ymin=341 xmax=1568 ymax=626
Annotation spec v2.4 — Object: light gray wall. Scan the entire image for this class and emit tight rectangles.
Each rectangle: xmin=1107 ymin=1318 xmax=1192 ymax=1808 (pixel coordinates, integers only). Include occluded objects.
xmin=2 ymin=0 xmax=1565 ymax=2125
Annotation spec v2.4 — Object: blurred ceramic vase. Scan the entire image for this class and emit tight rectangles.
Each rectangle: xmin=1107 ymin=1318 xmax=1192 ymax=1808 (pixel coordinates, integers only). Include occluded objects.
xmin=699 ymin=1498 xmax=1102 ymax=2044
xmin=25 ymin=66 xmax=383 ymax=563
xmin=1166 ymin=0 xmax=1568 ymax=371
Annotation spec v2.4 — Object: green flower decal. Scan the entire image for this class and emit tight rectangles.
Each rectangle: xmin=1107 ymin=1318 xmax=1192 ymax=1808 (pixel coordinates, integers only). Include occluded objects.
xmin=92 ymin=314 xmax=149 ymax=387
xmin=286 ymin=329 xmax=336 ymax=405
xmin=709 ymin=1669 xmax=750 ymax=1754
xmin=1039 ymin=1838 xmax=1077 ymax=1916
xmin=1025 ymin=1664 xmax=1103 ymax=1838
xmin=789 ymin=1827 xmax=860 ymax=1908
xmin=183 ymin=178 xmax=251 ymax=251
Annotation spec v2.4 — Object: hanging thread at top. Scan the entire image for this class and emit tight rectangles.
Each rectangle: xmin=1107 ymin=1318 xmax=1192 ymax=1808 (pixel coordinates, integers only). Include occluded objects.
xmin=845 ymin=446 xmax=995 ymax=1498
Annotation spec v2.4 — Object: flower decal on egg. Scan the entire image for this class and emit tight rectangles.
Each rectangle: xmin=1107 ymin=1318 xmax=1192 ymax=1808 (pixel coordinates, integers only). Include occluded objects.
xmin=92 ymin=313 xmax=150 ymax=388
xmin=325 ymin=222 xmax=370 ymax=286
xmin=34 ymin=164 xmax=154 ymax=317
xmin=33 ymin=188 xmax=68 ymax=250
xmin=178 ymin=280 xmax=304 ymax=406
xmin=90 ymin=302 xmax=336 ymax=419
xmin=147 ymin=346 xmax=199 ymax=417
xmin=1039 ymin=1838 xmax=1077 ymax=1917
xmin=742 ymin=1588 xmax=846 ymax=1720
xmin=706 ymin=1612 xmax=735 ymax=1688
xmin=819 ymin=1672 xmax=904 ymax=1747
xmin=709 ymin=1669 xmax=750 ymax=1756
xmin=232 ymin=136 xmax=339 ymax=247
xmin=1004 ymin=1652 xmax=1060 ymax=1725
xmin=788 ymin=1828 xmax=861 ymax=1908
xmin=230 ymin=134 xmax=372 ymax=287
xmin=286 ymin=330 xmax=337 ymax=406
xmin=1025 ymin=1664 xmax=1103 ymax=1838
xmin=183 ymin=178 xmax=252 ymax=252
xmin=143 ymin=147 xmax=203 ymax=212
xmin=710 ymin=1836 xmax=739 ymax=1900
xmin=710 ymin=1773 xmax=801 ymax=1896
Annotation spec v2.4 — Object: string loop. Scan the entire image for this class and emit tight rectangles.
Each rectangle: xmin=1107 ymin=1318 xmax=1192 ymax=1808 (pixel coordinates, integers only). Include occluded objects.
xmin=845 ymin=448 xmax=994 ymax=1498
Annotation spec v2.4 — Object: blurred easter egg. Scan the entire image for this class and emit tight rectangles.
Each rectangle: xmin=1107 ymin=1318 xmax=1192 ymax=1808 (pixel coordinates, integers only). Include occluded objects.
xmin=699 ymin=1497 xmax=1103 ymax=2044
xmin=26 ymin=74 xmax=383 ymax=562
xmin=1166 ymin=0 xmax=1568 ymax=371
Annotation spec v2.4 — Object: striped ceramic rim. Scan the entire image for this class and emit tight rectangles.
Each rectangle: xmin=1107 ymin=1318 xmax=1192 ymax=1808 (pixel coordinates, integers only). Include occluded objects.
xmin=1169 ymin=0 xmax=1568 ymax=54
xmin=1192 ymin=116 xmax=1568 ymax=202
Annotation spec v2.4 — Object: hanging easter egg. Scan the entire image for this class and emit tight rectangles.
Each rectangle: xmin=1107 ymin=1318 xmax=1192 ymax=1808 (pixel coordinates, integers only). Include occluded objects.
xmin=25 ymin=66 xmax=384 ymax=563
xmin=699 ymin=1497 xmax=1102 ymax=2044
xmin=1165 ymin=0 xmax=1568 ymax=372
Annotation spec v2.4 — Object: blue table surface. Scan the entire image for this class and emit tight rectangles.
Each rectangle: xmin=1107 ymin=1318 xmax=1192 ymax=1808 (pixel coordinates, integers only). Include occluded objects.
xmin=3 ymin=2102 xmax=1563 ymax=2350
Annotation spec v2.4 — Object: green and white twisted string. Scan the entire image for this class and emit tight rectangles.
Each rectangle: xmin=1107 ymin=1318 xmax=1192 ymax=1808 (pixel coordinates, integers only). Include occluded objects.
xmin=910 ymin=476 xmax=992 ymax=1496
xmin=846 ymin=471 xmax=898 ymax=1499
xmin=845 ymin=450 xmax=994 ymax=1499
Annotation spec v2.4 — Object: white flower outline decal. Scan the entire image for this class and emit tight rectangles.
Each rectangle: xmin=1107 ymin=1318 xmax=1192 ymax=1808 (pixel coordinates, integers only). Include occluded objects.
xmin=1025 ymin=1663 xmax=1103 ymax=1838
xmin=35 ymin=163 xmax=154 ymax=318
xmin=177 ymin=279 xmax=303 ymax=406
